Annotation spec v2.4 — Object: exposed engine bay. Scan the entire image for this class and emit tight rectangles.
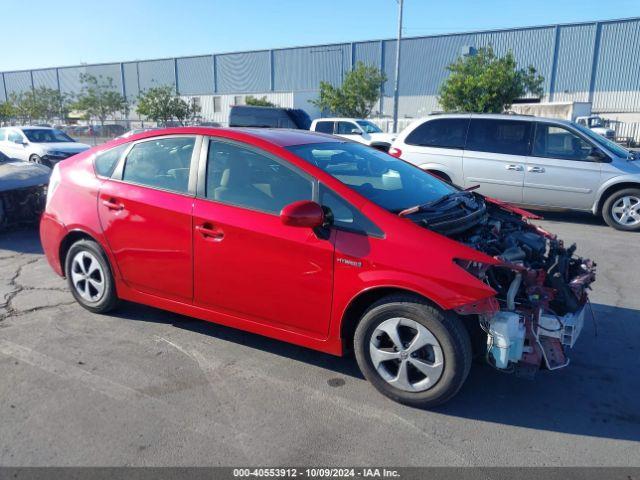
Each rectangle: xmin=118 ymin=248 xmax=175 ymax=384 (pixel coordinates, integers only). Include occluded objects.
xmin=0 ymin=186 xmax=47 ymax=230
xmin=402 ymin=190 xmax=596 ymax=375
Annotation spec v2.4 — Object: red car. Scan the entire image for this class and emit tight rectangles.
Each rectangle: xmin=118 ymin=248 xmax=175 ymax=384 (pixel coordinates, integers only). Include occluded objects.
xmin=40 ymin=127 xmax=595 ymax=407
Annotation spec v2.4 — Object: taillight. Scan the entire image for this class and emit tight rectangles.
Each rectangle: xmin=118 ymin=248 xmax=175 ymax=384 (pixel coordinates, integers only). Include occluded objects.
xmin=388 ymin=147 xmax=402 ymax=158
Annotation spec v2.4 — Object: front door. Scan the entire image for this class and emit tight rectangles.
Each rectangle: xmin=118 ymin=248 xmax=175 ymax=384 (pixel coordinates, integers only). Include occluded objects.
xmin=5 ymin=129 xmax=28 ymax=161
xmin=462 ymin=118 xmax=532 ymax=203
xmin=523 ymin=123 xmax=602 ymax=210
xmin=97 ymin=135 xmax=199 ymax=301
xmin=193 ymin=139 xmax=335 ymax=336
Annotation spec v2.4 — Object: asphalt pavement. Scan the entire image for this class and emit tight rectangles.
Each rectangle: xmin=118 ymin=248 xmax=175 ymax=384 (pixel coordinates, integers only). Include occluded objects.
xmin=0 ymin=212 xmax=638 ymax=466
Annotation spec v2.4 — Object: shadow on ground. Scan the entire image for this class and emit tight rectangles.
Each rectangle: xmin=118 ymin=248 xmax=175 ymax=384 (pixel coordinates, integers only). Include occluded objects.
xmin=4 ymin=226 xmax=638 ymax=443
xmin=114 ymin=299 xmax=640 ymax=443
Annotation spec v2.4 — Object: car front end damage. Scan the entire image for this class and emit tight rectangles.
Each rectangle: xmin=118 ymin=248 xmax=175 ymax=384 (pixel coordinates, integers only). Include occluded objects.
xmin=0 ymin=160 xmax=50 ymax=229
xmin=401 ymin=191 xmax=596 ymax=375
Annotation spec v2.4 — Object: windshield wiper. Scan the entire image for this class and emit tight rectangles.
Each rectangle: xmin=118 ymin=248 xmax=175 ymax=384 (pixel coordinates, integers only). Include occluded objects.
xmin=398 ymin=190 xmax=471 ymax=217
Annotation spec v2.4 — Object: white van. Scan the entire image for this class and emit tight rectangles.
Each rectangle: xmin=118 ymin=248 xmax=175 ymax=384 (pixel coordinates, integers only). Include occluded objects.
xmin=389 ymin=113 xmax=640 ymax=231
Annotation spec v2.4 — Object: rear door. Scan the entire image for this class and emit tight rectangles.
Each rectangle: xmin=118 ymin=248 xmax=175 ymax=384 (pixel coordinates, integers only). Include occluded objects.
xmin=523 ymin=123 xmax=602 ymax=209
xmin=97 ymin=135 xmax=200 ymax=302
xmin=192 ymin=138 xmax=335 ymax=336
xmin=398 ymin=117 xmax=469 ymax=184
xmin=5 ymin=129 xmax=28 ymax=161
xmin=462 ymin=118 xmax=531 ymax=203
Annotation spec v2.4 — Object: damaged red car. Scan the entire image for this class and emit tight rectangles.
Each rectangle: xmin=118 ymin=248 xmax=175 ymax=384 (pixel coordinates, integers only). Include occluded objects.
xmin=40 ymin=128 xmax=596 ymax=407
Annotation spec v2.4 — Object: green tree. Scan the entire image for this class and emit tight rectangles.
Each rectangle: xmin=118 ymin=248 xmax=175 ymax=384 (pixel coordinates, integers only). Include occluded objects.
xmin=136 ymin=85 xmax=200 ymax=126
xmin=33 ymin=87 xmax=72 ymax=123
xmin=438 ymin=46 xmax=544 ymax=113
xmin=9 ymin=91 xmax=43 ymax=124
xmin=245 ymin=95 xmax=275 ymax=107
xmin=311 ymin=61 xmax=386 ymax=118
xmin=74 ymin=74 xmax=128 ymax=127
xmin=0 ymin=100 xmax=16 ymax=124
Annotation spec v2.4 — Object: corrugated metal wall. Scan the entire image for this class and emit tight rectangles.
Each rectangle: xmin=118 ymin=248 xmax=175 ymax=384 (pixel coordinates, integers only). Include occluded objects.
xmin=2 ymin=18 xmax=640 ymax=114
xmin=216 ymin=51 xmax=270 ymax=93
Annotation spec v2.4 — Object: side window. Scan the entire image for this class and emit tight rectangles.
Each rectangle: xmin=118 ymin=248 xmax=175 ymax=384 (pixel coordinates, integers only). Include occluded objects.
xmin=122 ymin=137 xmax=195 ymax=193
xmin=206 ymin=140 xmax=312 ymax=214
xmin=0 ymin=129 xmax=6 ymax=141
xmin=95 ymin=143 xmax=129 ymax=177
xmin=404 ymin=118 xmax=469 ymax=149
xmin=320 ymin=185 xmax=383 ymax=236
xmin=532 ymin=124 xmax=595 ymax=161
xmin=8 ymin=130 xmax=23 ymax=143
xmin=315 ymin=121 xmax=335 ymax=134
xmin=336 ymin=121 xmax=358 ymax=135
xmin=466 ymin=119 xmax=531 ymax=156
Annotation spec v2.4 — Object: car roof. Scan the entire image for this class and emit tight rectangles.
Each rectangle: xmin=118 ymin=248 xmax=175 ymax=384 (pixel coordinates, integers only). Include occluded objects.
xmin=126 ymin=126 xmax=341 ymax=147
xmin=16 ymin=126 xmax=56 ymax=130
xmin=313 ymin=118 xmax=363 ymax=122
xmin=420 ymin=112 xmax=575 ymax=125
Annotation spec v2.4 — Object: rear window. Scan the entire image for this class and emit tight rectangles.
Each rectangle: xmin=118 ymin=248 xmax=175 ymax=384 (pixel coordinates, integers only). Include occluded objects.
xmin=466 ymin=119 xmax=531 ymax=156
xmin=94 ymin=143 xmax=129 ymax=177
xmin=405 ymin=118 xmax=469 ymax=149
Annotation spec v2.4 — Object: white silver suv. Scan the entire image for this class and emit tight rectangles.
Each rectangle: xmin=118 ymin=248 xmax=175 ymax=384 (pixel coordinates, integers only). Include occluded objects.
xmin=390 ymin=113 xmax=640 ymax=231
xmin=0 ymin=126 xmax=90 ymax=167
xmin=310 ymin=118 xmax=396 ymax=151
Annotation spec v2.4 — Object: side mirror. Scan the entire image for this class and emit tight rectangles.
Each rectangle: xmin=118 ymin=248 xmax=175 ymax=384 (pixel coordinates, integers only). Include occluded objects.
xmin=350 ymin=128 xmax=362 ymax=135
xmin=587 ymin=147 xmax=610 ymax=162
xmin=14 ymin=138 xmax=25 ymax=145
xmin=280 ymin=200 xmax=325 ymax=228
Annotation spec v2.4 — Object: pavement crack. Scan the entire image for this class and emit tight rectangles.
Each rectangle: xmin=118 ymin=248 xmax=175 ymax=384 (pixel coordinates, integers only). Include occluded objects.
xmin=0 ymin=258 xmax=43 ymax=321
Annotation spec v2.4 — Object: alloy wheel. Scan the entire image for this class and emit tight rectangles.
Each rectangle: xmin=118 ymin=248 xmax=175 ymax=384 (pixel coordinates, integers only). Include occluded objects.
xmin=369 ymin=317 xmax=444 ymax=392
xmin=611 ymin=195 xmax=640 ymax=227
xmin=70 ymin=251 xmax=105 ymax=302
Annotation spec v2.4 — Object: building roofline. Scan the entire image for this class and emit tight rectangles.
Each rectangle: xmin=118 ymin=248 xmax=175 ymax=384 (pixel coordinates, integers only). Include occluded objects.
xmin=1 ymin=16 xmax=639 ymax=75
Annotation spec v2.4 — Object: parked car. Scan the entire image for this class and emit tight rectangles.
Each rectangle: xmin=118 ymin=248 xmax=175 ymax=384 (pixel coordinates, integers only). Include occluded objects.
xmin=390 ymin=113 xmax=640 ymax=231
xmin=229 ymin=105 xmax=311 ymax=129
xmin=40 ymin=127 xmax=595 ymax=407
xmin=310 ymin=118 xmax=396 ymax=151
xmin=0 ymin=126 xmax=91 ymax=167
xmin=0 ymin=150 xmax=50 ymax=228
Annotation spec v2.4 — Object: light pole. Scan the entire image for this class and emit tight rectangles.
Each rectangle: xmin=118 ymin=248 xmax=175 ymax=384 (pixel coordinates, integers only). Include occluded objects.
xmin=392 ymin=0 xmax=403 ymax=133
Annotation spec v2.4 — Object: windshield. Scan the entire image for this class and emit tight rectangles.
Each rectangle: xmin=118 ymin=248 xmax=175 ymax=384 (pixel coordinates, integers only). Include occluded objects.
xmin=572 ymin=122 xmax=630 ymax=158
xmin=287 ymin=142 xmax=456 ymax=212
xmin=23 ymin=129 xmax=75 ymax=143
xmin=356 ymin=120 xmax=382 ymax=134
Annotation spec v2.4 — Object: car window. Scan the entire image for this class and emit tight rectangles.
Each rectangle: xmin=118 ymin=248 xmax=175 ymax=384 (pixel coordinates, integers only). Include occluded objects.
xmin=95 ymin=143 xmax=129 ymax=178
xmin=336 ymin=122 xmax=358 ymax=135
xmin=404 ymin=118 xmax=469 ymax=149
xmin=466 ymin=119 xmax=531 ymax=156
xmin=23 ymin=129 xmax=74 ymax=143
xmin=0 ymin=129 xmax=6 ymax=141
xmin=320 ymin=184 xmax=382 ymax=236
xmin=532 ymin=124 xmax=595 ymax=161
xmin=287 ymin=142 xmax=455 ymax=213
xmin=8 ymin=130 xmax=24 ymax=143
xmin=122 ymin=137 xmax=195 ymax=193
xmin=206 ymin=140 xmax=312 ymax=214
xmin=315 ymin=121 xmax=335 ymax=134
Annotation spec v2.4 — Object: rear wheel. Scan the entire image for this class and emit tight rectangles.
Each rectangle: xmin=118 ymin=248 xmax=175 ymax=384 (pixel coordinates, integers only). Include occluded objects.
xmin=65 ymin=239 xmax=119 ymax=313
xmin=353 ymin=294 xmax=472 ymax=408
xmin=602 ymin=188 xmax=640 ymax=231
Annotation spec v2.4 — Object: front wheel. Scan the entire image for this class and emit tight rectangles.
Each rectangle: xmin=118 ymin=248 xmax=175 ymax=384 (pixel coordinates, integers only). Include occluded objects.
xmin=29 ymin=154 xmax=50 ymax=167
xmin=602 ymin=188 xmax=640 ymax=231
xmin=65 ymin=239 xmax=119 ymax=313
xmin=353 ymin=294 xmax=472 ymax=408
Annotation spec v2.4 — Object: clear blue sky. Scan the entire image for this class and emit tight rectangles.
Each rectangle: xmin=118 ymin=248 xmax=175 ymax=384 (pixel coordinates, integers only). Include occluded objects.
xmin=4 ymin=0 xmax=639 ymax=71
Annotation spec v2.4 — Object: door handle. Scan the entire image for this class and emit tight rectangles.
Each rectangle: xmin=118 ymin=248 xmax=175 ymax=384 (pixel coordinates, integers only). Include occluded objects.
xmin=102 ymin=198 xmax=124 ymax=211
xmin=505 ymin=164 xmax=524 ymax=171
xmin=196 ymin=223 xmax=224 ymax=241
xmin=528 ymin=166 xmax=545 ymax=173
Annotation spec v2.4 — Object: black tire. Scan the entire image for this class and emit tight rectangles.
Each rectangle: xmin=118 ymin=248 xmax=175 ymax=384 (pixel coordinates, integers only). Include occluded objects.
xmin=354 ymin=294 xmax=472 ymax=408
xmin=65 ymin=239 xmax=119 ymax=313
xmin=602 ymin=187 xmax=640 ymax=232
